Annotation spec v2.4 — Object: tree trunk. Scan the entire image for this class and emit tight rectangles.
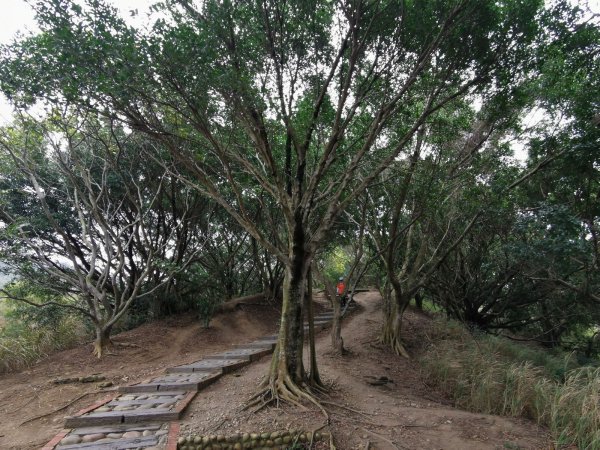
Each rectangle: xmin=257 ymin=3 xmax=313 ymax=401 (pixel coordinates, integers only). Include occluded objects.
xmin=305 ymin=268 xmax=323 ymax=387
xmin=93 ymin=325 xmax=113 ymax=358
xmin=380 ymin=285 xmax=410 ymax=357
xmin=252 ymin=224 xmax=320 ymax=408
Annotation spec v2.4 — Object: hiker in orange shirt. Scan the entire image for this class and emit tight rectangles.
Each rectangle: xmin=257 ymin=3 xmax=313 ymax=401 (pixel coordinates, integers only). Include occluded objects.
xmin=336 ymin=277 xmax=347 ymax=307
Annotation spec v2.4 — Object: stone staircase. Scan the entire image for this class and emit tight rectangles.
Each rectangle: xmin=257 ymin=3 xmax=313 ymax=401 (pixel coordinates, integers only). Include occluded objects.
xmin=42 ymin=307 xmax=351 ymax=450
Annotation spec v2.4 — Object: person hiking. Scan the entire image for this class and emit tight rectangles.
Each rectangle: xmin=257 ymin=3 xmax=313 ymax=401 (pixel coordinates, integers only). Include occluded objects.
xmin=336 ymin=277 xmax=347 ymax=307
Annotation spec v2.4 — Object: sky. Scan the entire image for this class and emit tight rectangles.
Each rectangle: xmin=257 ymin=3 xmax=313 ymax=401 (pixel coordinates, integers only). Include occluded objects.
xmin=0 ymin=0 xmax=155 ymax=122
xmin=0 ymin=0 xmax=598 ymax=125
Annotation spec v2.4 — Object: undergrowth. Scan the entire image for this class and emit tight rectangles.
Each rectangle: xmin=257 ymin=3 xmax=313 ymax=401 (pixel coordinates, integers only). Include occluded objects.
xmin=0 ymin=304 xmax=89 ymax=373
xmin=421 ymin=318 xmax=600 ymax=449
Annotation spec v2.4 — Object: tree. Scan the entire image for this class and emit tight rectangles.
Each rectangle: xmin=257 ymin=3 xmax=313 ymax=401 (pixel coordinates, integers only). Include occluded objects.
xmin=0 ymin=113 xmax=198 ymax=356
xmin=0 ymin=0 xmax=546 ymax=405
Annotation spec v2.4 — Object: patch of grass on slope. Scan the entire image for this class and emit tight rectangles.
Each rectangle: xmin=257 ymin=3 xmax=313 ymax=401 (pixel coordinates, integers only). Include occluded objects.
xmin=420 ymin=318 xmax=600 ymax=449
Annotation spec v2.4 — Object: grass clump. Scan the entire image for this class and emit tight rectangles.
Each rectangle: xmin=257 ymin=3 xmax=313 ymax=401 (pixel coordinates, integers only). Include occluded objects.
xmin=421 ymin=318 xmax=600 ymax=449
xmin=0 ymin=301 xmax=89 ymax=373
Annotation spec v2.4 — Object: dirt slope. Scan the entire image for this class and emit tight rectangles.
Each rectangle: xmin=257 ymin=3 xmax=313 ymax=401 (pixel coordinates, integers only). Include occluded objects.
xmin=0 ymin=292 xmax=549 ymax=449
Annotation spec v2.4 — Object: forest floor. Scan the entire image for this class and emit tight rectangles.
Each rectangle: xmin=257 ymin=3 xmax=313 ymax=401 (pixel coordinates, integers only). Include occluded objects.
xmin=0 ymin=291 xmax=550 ymax=450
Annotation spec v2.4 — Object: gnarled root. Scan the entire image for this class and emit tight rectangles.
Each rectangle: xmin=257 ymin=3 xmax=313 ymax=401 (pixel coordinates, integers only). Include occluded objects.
xmin=245 ymin=374 xmax=329 ymax=421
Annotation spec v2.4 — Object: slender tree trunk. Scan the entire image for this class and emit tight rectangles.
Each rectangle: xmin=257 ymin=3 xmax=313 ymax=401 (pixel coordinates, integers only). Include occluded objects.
xmin=305 ymin=268 xmax=323 ymax=387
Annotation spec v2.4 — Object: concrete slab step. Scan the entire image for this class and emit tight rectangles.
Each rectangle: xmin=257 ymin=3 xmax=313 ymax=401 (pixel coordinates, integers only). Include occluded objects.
xmin=65 ymin=406 xmax=180 ymax=428
xmin=119 ymin=371 xmax=221 ymax=393
xmin=167 ymin=358 xmax=249 ymax=374
xmin=233 ymin=340 xmax=276 ymax=350
xmin=68 ymin=424 xmax=163 ymax=435
xmin=206 ymin=347 xmax=272 ymax=362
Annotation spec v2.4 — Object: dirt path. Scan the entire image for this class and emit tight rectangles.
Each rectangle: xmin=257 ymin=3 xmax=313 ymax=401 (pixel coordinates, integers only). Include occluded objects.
xmin=0 ymin=292 xmax=549 ymax=449
xmin=179 ymin=292 xmax=550 ymax=449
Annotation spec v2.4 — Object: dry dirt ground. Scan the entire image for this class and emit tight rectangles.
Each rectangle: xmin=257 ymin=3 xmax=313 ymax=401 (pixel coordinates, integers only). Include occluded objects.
xmin=0 ymin=292 xmax=550 ymax=450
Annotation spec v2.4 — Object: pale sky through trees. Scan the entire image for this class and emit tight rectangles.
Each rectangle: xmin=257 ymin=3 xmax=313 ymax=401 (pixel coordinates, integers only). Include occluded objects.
xmin=0 ymin=0 xmax=598 ymax=125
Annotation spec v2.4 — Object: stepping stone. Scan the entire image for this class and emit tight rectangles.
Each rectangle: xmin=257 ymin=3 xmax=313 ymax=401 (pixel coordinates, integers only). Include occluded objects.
xmin=167 ymin=358 xmax=249 ymax=374
xmin=55 ymin=435 xmax=158 ymax=449
xmin=207 ymin=347 xmax=272 ymax=362
xmin=119 ymin=371 xmax=221 ymax=393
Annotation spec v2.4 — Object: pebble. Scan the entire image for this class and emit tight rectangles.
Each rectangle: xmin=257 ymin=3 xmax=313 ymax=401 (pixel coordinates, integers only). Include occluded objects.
xmin=107 ymin=433 xmax=123 ymax=439
xmin=81 ymin=433 xmax=106 ymax=443
xmin=60 ymin=435 xmax=81 ymax=445
xmin=123 ymin=431 xmax=142 ymax=438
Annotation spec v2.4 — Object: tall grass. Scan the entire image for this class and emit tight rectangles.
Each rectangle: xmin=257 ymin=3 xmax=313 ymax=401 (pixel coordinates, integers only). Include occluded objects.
xmin=0 ymin=315 xmax=89 ymax=373
xmin=421 ymin=318 xmax=600 ymax=449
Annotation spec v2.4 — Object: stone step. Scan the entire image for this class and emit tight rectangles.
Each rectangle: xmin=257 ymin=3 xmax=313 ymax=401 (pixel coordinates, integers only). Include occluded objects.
xmin=167 ymin=358 xmax=249 ymax=374
xmin=119 ymin=371 xmax=221 ymax=393
xmin=55 ymin=434 xmax=158 ymax=449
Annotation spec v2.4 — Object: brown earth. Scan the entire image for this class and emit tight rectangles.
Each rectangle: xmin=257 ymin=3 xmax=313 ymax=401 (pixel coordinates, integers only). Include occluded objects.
xmin=0 ymin=292 xmax=550 ymax=450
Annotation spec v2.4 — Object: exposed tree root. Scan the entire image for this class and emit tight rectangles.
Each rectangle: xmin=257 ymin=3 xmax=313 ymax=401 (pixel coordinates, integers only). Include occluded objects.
xmin=380 ymin=335 xmax=410 ymax=358
xmin=245 ymin=375 xmax=329 ymax=422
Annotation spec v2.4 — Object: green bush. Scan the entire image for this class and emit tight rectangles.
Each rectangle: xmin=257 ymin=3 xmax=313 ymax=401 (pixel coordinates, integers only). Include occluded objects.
xmin=421 ymin=318 xmax=600 ymax=449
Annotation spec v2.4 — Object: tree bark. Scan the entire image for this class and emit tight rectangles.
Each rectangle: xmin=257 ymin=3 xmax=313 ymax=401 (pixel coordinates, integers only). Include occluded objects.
xmin=93 ymin=325 xmax=113 ymax=358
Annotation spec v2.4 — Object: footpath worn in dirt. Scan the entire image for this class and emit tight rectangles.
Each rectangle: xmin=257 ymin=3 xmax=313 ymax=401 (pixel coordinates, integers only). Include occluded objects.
xmin=0 ymin=292 xmax=550 ymax=449
xmin=41 ymin=309 xmax=339 ymax=449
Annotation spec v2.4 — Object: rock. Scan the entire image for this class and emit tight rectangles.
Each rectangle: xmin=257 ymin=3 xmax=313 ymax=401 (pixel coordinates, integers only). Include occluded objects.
xmin=97 ymin=381 xmax=113 ymax=388
xmin=107 ymin=433 xmax=123 ymax=439
xmin=143 ymin=430 xmax=154 ymax=436
xmin=194 ymin=436 xmax=203 ymax=444
xmin=95 ymin=406 xmax=111 ymax=412
xmin=123 ymin=431 xmax=142 ymax=439
xmin=81 ymin=433 xmax=106 ymax=443
xmin=59 ymin=435 xmax=81 ymax=445
xmin=156 ymin=430 xmax=169 ymax=436
xmin=241 ymin=433 xmax=250 ymax=442
xmin=233 ymin=443 xmax=242 ymax=450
